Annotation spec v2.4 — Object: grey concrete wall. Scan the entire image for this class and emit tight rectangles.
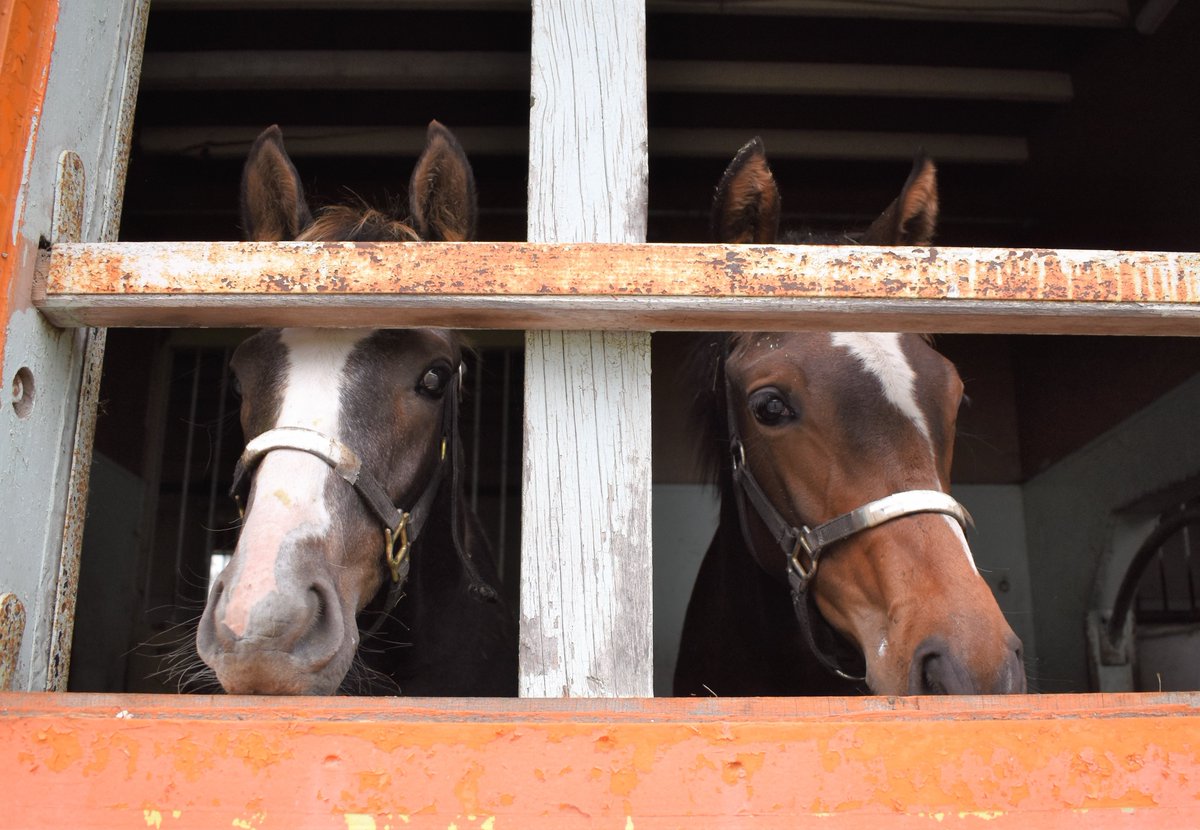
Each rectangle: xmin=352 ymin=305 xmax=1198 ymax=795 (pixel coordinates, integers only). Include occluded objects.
xmin=1023 ymin=373 xmax=1200 ymax=693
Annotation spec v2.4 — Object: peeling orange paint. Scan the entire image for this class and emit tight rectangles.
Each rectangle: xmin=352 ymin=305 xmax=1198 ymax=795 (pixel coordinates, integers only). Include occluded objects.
xmin=36 ymin=725 xmax=82 ymax=772
xmin=0 ymin=0 xmax=58 ymax=365
xmin=453 ymin=762 xmax=484 ymax=815
xmin=3 ymin=693 xmax=1200 ymax=827
xmin=609 ymin=765 xmax=638 ymax=797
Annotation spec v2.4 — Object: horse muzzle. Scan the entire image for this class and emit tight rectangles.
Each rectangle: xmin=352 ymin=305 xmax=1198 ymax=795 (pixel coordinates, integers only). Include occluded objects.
xmin=197 ymin=552 xmax=358 ymax=695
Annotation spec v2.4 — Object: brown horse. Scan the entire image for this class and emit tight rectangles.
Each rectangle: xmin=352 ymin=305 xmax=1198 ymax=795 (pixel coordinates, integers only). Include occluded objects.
xmin=674 ymin=138 xmax=1026 ymax=696
xmin=196 ymin=123 xmax=516 ymax=696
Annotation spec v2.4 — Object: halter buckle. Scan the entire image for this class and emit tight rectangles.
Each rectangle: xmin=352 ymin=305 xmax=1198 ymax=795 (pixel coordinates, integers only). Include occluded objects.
xmin=787 ymin=531 xmax=818 ymax=592
xmin=384 ymin=512 xmax=412 ymax=583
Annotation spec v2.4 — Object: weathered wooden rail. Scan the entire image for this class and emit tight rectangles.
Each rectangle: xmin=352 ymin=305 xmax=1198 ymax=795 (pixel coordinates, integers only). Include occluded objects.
xmin=4 ymin=691 xmax=1199 ymax=828
xmin=34 ymin=241 xmax=1200 ymax=334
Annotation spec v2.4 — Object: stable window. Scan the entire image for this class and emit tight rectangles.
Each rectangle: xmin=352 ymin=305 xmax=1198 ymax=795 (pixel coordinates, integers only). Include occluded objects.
xmin=4 ymin=0 xmax=1200 ymax=824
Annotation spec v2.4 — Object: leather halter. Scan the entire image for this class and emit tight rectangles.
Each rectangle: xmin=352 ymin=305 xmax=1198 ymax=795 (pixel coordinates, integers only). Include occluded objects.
xmin=229 ymin=364 xmax=498 ymax=629
xmin=724 ymin=367 xmax=972 ymax=682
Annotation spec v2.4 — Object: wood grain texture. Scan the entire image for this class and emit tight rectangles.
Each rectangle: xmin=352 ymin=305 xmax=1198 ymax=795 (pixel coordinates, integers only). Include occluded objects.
xmin=35 ymin=242 xmax=1200 ymax=334
xmin=521 ymin=0 xmax=653 ymax=697
xmin=1 ymin=0 xmax=148 ymax=694
xmin=3 ymin=691 xmax=1199 ymax=827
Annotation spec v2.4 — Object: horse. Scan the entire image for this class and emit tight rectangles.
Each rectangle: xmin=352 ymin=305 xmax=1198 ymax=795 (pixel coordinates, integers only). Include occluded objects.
xmin=195 ymin=122 xmax=517 ymax=696
xmin=673 ymin=138 xmax=1026 ymax=696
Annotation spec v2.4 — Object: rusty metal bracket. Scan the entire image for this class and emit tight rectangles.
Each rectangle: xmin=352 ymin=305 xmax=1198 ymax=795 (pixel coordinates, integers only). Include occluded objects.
xmin=45 ymin=151 xmax=106 ymax=691
xmin=51 ymin=151 xmax=84 ymax=245
xmin=0 ymin=593 xmax=27 ymax=691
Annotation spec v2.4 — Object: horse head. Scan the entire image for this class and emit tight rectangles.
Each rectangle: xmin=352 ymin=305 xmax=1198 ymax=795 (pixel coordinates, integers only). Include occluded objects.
xmin=196 ymin=122 xmax=494 ymax=695
xmin=697 ymin=138 xmax=1025 ymax=695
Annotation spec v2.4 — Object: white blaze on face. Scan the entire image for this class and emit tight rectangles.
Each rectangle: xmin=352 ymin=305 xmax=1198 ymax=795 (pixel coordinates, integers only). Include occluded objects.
xmin=944 ymin=514 xmax=979 ymax=575
xmin=829 ymin=332 xmax=930 ymax=441
xmin=221 ymin=328 xmax=372 ymax=636
xmin=830 ymin=333 xmax=978 ymax=574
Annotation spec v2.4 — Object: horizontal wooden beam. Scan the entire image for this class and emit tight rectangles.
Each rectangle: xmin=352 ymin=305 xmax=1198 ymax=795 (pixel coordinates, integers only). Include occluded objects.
xmin=141 ymin=51 xmax=1073 ymax=103
xmin=149 ymin=0 xmax=1131 ymax=28
xmin=34 ymin=242 xmax=1200 ymax=334
xmin=138 ymin=125 xmax=1029 ymax=164
xmin=2 ymin=691 xmax=1198 ymax=827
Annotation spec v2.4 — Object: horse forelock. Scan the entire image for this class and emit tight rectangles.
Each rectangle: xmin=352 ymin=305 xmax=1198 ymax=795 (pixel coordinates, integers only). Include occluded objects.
xmin=298 ymin=204 xmax=422 ymax=243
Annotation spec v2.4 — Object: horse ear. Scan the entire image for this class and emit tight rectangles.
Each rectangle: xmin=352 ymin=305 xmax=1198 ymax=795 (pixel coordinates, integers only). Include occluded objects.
xmin=711 ymin=137 xmax=780 ymax=244
xmin=409 ymin=120 xmax=478 ymax=242
xmin=863 ymin=153 xmax=939 ymax=245
xmin=239 ymin=125 xmax=312 ymax=241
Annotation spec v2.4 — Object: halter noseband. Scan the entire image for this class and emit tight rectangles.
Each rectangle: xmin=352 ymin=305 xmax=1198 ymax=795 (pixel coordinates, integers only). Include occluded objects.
xmin=228 ymin=364 xmax=498 ymax=628
xmin=724 ymin=370 xmax=972 ymax=682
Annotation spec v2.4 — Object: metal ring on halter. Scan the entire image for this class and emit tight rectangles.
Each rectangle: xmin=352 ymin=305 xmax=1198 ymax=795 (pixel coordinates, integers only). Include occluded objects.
xmin=730 ymin=438 xmax=746 ymax=471
xmin=384 ymin=513 xmax=411 ymax=583
xmin=787 ymin=532 xmax=817 ymax=590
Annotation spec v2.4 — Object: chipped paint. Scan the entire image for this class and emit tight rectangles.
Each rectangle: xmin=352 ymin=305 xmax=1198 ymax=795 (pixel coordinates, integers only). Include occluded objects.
xmin=0 ymin=594 xmax=26 ymax=690
xmin=33 ymin=242 xmax=1200 ymax=334
xmin=42 ymin=153 xmax=99 ymax=692
xmin=2 ymin=693 xmax=1200 ymax=826
xmin=2 ymin=0 xmax=147 ymax=696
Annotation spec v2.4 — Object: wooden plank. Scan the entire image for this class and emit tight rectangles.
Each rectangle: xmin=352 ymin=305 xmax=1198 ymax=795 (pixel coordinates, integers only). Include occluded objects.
xmin=149 ymin=0 xmax=1131 ymax=28
xmin=141 ymin=50 xmax=530 ymax=91
xmin=1 ymin=0 xmax=148 ymax=693
xmin=139 ymin=125 xmax=1028 ymax=164
xmin=141 ymin=51 xmax=1071 ymax=104
xmin=34 ymin=242 xmax=1200 ymax=334
xmin=3 ymin=691 xmax=1199 ymax=827
xmin=521 ymin=0 xmax=652 ymax=698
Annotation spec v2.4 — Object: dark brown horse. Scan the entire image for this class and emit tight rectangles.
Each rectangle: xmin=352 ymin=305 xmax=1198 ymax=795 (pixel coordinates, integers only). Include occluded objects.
xmin=674 ymin=138 xmax=1026 ymax=696
xmin=196 ymin=123 xmax=516 ymax=696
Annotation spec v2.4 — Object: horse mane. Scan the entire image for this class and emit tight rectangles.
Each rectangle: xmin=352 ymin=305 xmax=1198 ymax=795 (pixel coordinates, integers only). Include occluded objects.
xmin=297 ymin=203 xmax=422 ymax=243
xmin=686 ymin=331 xmax=737 ymax=485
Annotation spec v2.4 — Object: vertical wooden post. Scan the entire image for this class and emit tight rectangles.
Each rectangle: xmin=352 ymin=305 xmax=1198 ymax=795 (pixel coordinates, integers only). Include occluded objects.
xmin=521 ymin=0 xmax=652 ymax=697
xmin=0 ymin=0 xmax=148 ymax=691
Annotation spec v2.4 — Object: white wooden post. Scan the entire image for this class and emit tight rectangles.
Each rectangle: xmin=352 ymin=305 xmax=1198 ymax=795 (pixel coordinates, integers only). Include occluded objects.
xmin=520 ymin=0 xmax=653 ymax=697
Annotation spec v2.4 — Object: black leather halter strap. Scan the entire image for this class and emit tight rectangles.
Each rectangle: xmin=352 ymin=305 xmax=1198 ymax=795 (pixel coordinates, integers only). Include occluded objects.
xmin=724 ymin=371 xmax=972 ymax=682
xmin=229 ymin=365 xmax=498 ymax=630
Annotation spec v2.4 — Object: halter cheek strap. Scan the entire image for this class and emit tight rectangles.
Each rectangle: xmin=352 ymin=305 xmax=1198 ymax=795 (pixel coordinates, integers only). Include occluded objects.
xmin=229 ymin=425 xmax=442 ymax=589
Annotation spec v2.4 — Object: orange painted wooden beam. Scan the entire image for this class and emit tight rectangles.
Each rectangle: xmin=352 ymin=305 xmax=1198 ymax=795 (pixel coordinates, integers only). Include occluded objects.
xmin=34 ymin=241 xmax=1200 ymax=333
xmin=3 ymin=692 xmax=1200 ymax=827
xmin=0 ymin=0 xmax=59 ymax=363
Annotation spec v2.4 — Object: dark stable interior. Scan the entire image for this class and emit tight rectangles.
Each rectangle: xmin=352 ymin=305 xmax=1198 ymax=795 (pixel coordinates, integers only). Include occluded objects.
xmin=75 ymin=2 xmax=1200 ymax=695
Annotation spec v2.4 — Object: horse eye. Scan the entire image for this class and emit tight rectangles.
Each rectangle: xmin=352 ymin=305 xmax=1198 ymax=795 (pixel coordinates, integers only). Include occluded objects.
xmin=748 ymin=388 xmax=795 ymax=426
xmin=230 ymin=373 xmax=242 ymax=398
xmin=419 ymin=366 xmax=450 ymax=396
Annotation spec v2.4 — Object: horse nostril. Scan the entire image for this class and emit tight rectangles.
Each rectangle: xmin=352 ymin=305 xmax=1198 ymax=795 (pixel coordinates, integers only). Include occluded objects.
xmin=292 ymin=580 xmax=341 ymax=663
xmin=920 ymin=652 xmax=947 ymax=695
xmin=1007 ymin=635 xmax=1028 ymax=693
xmin=909 ymin=637 xmax=973 ymax=695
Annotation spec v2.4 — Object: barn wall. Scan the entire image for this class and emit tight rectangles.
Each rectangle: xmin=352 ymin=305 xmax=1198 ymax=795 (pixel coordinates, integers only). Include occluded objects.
xmin=1023 ymin=372 xmax=1200 ymax=692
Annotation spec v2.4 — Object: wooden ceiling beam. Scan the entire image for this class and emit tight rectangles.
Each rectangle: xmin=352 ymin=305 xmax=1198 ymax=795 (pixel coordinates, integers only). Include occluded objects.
xmin=149 ymin=0 xmax=1130 ymax=28
xmin=137 ymin=125 xmax=1028 ymax=163
xmin=141 ymin=51 xmax=1073 ymax=103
